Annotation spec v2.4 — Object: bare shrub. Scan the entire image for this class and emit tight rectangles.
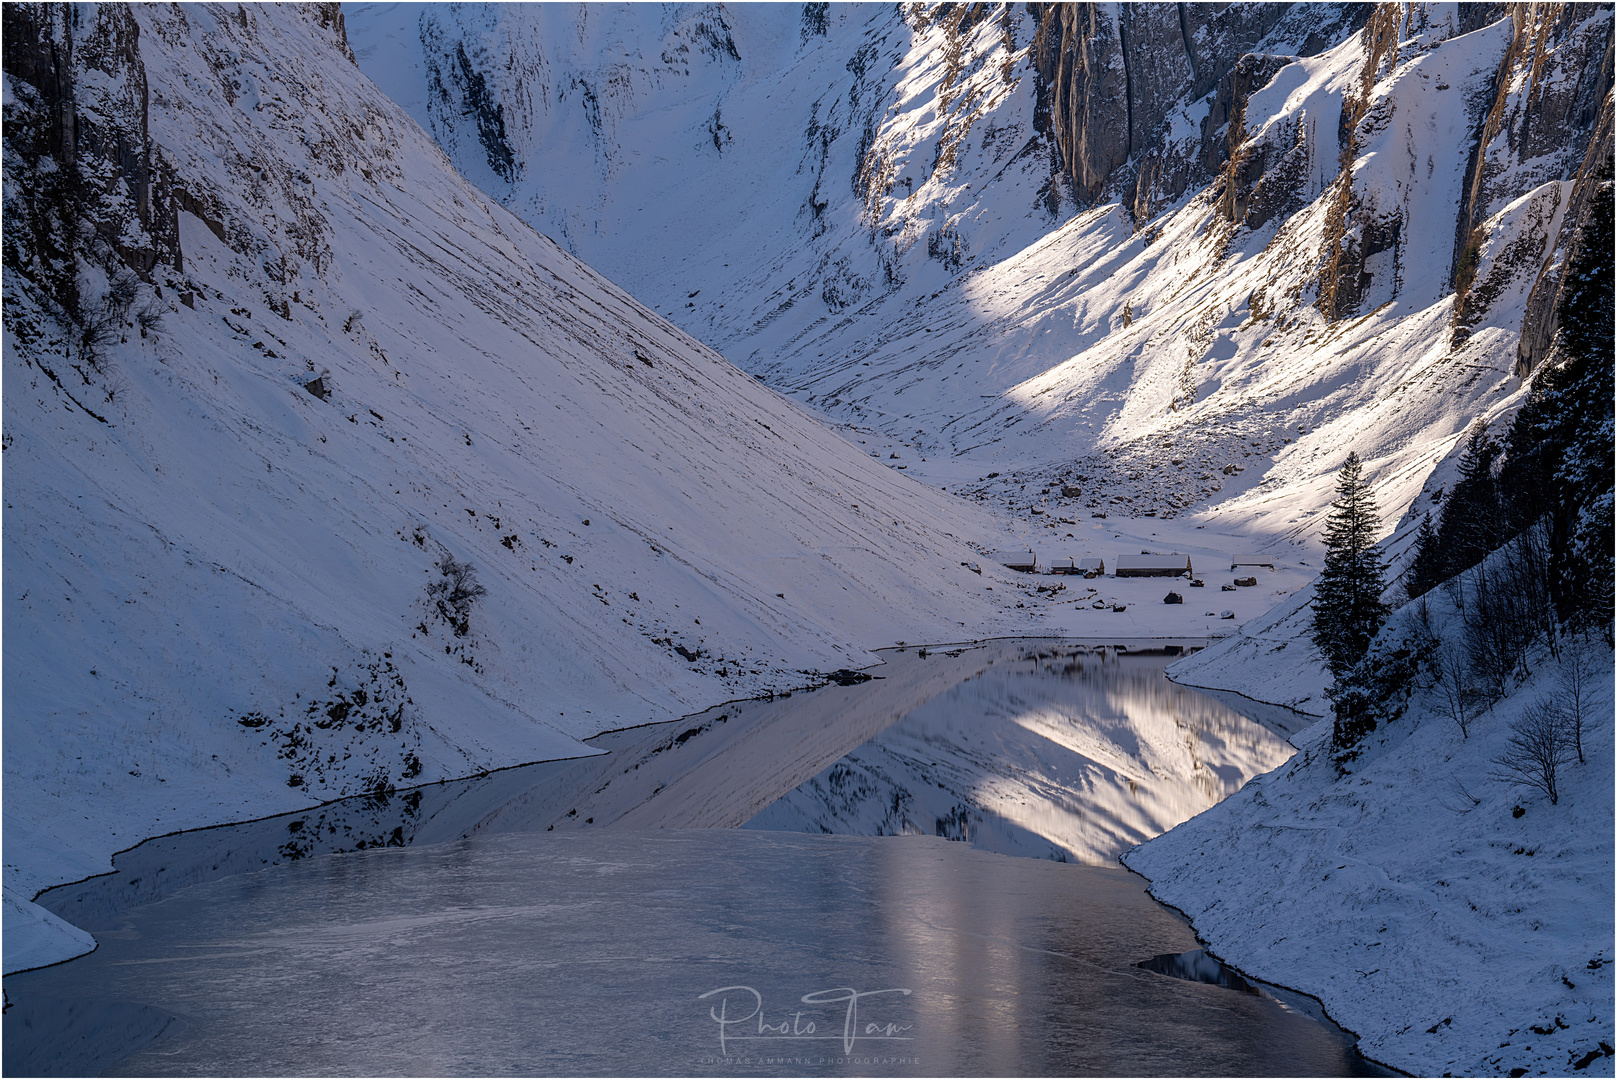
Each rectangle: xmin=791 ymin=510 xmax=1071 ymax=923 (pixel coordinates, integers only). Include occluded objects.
xmin=1502 ymin=518 xmax=1557 ymax=643
xmin=1433 ymin=642 xmax=1478 ymax=739
xmin=1489 ymin=700 xmax=1575 ymax=804
xmin=1462 ymin=522 xmax=1554 ymax=700
xmin=1440 ymin=775 xmax=1483 ymax=815
xmin=76 ymin=267 xmax=140 ymax=369
xmin=1556 ymin=639 xmax=1605 ymax=765
xmin=425 ymin=556 xmax=487 ymax=637
xmin=134 ymin=292 xmax=164 ymax=337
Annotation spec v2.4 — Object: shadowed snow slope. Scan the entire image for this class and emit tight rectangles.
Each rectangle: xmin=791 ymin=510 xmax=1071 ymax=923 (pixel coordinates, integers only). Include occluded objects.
xmin=2 ymin=4 xmax=1025 ymax=969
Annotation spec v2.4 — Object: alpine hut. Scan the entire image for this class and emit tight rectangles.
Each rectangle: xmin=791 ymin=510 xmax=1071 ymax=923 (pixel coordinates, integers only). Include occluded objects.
xmin=994 ymin=550 xmax=1039 ymax=573
xmin=1115 ymin=553 xmax=1193 ymax=578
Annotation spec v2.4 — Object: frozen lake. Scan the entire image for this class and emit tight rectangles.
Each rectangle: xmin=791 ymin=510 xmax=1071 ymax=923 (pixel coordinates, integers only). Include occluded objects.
xmin=6 ymin=640 xmax=1388 ymax=1075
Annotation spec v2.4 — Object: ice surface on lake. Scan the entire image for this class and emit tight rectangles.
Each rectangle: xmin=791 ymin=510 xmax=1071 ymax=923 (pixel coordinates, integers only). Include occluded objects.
xmin=10 ymin=642 xmax=1377 ymax=1076
xmin=8 ymin=831 xmax=1378 ymax=1077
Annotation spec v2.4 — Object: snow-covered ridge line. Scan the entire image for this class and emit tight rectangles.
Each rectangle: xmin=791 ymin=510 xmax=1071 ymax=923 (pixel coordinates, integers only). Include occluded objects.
xmin=1 ymin=3 xmax=1038 ymax=971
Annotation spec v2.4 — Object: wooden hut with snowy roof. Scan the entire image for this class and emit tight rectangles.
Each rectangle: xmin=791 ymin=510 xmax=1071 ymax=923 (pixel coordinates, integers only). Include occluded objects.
xmin=994 ymin=550 xmax=1038 ymax=573
xmin=1115 ymin=553 xmax=1192 ymax=578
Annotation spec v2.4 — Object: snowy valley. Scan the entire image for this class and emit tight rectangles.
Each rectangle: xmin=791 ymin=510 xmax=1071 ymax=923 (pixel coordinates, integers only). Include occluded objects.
xmin=3 ymin=2 xmax=1613 ymax=1077
xmin=349 ymin=1 xmax=1607 ymax=547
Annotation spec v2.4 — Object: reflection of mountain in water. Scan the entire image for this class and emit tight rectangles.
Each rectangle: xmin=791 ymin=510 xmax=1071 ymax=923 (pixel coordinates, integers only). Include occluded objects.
xmin=42 ymin=642 xmax=1288 ymax=934
xmin=746 ymin=649 xmax=1294 ymax=864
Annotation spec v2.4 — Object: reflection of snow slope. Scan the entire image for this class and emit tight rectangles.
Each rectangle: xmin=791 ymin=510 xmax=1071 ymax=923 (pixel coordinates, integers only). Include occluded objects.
xmin=748 ymin=650 xmax=1293 ymax=863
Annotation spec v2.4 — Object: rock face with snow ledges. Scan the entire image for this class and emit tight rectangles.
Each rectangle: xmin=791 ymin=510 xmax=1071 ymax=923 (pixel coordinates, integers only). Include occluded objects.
xmin=1 ymin=1 xmax=1025 ymax=963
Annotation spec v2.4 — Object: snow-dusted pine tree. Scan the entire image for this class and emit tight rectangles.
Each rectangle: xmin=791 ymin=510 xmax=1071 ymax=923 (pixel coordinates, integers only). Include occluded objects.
xmin=1311 ymin=452 xmax=1390 ymax=678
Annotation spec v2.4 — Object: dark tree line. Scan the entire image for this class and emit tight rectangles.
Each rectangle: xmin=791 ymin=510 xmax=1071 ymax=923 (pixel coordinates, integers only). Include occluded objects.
xmin=1407 ymin=177 xmax=1614 ymax=640
xmin=1322 ymin=178 xmax=1612 ymax=759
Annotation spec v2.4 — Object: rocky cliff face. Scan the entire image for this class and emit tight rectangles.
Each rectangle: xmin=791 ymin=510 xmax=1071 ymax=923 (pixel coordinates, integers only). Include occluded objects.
xmin=1482 ymin=4 xmax=1616 ymax=369
xmin=1029 ymin=2 xmax=1372 ymax=220
xmin=1025 ymin=1 xmax=1611 ymax=356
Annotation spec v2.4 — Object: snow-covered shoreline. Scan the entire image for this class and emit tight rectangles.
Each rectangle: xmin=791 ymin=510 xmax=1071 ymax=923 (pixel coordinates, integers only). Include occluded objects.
xmin=6 ymin=632 xmax=1267 ymax=977
xmin=1128 ymin=623 xmax=1614 ymax=1077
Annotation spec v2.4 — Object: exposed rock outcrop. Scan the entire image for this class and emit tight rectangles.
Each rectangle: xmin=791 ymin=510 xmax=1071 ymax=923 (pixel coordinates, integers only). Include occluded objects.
xmin=1511 ymin=12 xmax=1616 ymax=371
xmin=1029 ymin=4 xmax=1132 ymax=207
xmin=1212 ymin=52 xmax=1304 ymax=232
xmin=1031 ymin=3 xmax=1371 ymax=221
xmin=1314 ymin=4 xmax=1408 ymax=322
xmin=2 ymin=2 xmax=181 ymax=310
xmin=1452 ymin=4 xmax=1613 ymax=346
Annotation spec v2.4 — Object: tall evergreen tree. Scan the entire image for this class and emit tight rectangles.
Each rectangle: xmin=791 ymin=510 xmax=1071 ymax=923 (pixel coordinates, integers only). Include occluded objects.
xmin=1405 ymin=511 xmax=1443 ymax=599
xmin=1436 ymin=420 xmax=1503 ymax=579
xmin=1312 ymin=452 xmax=1390 ymax=677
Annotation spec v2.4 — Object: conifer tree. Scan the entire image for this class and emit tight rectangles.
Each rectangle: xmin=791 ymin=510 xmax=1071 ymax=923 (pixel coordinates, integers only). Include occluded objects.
xmin=1498 ymin=176 xmax=1614 ymax=636
xmin=1405 ymin=511 xmax=1443 ymax=599
xmin=1312 ymin=452 xmax=1390 ymax=677
xmin=1542 ymin=179 xmax=1614 ymax=635
xmin=1436 ymin=420 xmax=1503 ymax=579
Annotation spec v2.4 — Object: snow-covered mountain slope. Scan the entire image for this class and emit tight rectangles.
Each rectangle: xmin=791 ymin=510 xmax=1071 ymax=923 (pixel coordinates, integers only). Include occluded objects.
xmin=1 ymin=3 xmax=1035 ymax=969
xmin=349 ymin=2 xmax=1611 ymax=562
xmin=1127 ymin=598 xmax=1615 ymax=1078
xmin=331 ymin=7 xmax=1616 ymax=1072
